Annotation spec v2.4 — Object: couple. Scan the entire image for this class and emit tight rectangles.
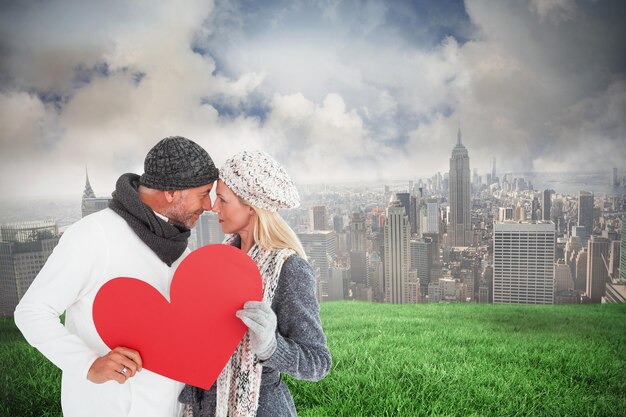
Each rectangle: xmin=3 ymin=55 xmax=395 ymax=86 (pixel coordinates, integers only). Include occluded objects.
xmin=14 ymin=136 xmax=331 ymax=417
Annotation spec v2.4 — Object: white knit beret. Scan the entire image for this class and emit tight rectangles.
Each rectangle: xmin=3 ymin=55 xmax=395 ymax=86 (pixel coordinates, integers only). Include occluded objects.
xmin=219 ymin=150 xmax=300 ymax=212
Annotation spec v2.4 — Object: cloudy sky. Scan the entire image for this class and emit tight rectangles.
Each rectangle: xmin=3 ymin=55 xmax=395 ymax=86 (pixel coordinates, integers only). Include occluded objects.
xmin=1 ymin=0 xmax=625 ymax=198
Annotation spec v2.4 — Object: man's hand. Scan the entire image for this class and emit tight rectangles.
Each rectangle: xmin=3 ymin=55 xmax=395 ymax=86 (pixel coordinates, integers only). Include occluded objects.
xmin=236 ymin=301 xmax=277 ymax=361
xmin=87 ymin=346 xmax=143 ymax=384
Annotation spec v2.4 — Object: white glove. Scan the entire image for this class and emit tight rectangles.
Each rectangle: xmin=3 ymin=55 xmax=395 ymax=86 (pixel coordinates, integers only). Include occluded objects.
xmin=236 ymin=301 xmax=277 ymax=360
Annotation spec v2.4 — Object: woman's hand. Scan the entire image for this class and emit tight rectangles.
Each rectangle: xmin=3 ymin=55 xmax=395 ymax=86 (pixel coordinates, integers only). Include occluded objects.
xmin=236 ymin=301 xmax=277 ymax=360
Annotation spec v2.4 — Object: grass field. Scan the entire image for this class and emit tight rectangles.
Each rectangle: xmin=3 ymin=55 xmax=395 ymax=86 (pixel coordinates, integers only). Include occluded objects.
xmin=2 ymin=302 xmax=625 ymax=416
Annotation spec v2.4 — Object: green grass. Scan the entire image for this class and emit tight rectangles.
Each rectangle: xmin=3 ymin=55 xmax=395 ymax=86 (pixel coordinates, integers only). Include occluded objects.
xmin=2 ymin=303 xmax=625 ymax=416
xmin=0 ymin=317 xmax=61 ymax=417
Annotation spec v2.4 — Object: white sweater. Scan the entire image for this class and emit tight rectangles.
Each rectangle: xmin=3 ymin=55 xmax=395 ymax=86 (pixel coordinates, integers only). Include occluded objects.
xmin=14 ymin=208 xmax=188 ymax=417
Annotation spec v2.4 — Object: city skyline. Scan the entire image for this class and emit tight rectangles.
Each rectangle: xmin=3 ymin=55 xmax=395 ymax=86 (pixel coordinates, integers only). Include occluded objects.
xmin=1 ymin=0 xmax=625 ymax=198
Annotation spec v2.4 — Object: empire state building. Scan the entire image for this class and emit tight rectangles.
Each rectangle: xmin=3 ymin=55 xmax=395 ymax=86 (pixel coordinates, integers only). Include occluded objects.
xmin=448 ymin=128 xmax=472 ymax=247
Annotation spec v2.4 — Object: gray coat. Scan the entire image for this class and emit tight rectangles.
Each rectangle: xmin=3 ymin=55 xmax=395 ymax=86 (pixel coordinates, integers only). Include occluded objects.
xmin=179 ymin=254 xmax=331 ymax=416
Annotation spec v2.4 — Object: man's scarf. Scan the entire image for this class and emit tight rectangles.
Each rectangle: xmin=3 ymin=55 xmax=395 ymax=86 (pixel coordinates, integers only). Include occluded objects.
xmin=108 ymin=173 xmax=190 ymax=266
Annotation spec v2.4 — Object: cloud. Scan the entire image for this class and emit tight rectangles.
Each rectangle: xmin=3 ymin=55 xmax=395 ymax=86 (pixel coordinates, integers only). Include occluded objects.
xmin=0 ymin=0 xmax=624 ymax=199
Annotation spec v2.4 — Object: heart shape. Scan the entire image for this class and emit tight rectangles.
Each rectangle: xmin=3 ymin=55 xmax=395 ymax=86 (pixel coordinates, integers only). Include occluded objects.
xmin=92 ymin=244 xmax=262 ymax=389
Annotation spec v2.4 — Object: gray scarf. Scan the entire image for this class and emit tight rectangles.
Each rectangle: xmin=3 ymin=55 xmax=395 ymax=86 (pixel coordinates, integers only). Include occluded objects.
xmin=108 ymin=173 xmax=190 ymax=266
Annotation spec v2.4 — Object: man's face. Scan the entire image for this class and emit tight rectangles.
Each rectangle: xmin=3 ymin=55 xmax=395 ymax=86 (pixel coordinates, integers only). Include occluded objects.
xmin=165 ymin=183 xmax=213 ymax=229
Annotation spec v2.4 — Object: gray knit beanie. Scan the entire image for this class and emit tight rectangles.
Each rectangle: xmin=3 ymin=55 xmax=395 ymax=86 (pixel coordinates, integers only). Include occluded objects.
xmin=139 ymin=136 xmax=219 ymax=190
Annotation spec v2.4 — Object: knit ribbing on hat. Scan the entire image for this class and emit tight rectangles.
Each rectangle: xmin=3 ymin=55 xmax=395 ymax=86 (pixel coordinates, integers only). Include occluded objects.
xmin=139 ymin=136 xmax=219 ymax=190
xmin=219 ymin=151 xmax=300 ymax=212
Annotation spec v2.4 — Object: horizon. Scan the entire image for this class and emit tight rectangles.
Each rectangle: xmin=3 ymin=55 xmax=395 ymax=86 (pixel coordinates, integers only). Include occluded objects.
xmin=0 ymin=168 xmax=622 ymax=202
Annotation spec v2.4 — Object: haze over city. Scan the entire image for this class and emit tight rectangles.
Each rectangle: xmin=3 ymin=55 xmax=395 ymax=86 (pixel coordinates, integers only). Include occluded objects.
xmin=1 ymin=0 xmax=625 ymax=199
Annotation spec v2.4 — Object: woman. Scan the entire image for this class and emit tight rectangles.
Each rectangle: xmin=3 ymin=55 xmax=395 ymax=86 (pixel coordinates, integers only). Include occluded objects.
xmin=179 ymin=150 xmax=331 ymax=417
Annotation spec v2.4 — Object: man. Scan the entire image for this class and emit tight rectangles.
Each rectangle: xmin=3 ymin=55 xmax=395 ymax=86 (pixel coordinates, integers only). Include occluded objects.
xmin=14 ymin=136 xmax=219 ymax=417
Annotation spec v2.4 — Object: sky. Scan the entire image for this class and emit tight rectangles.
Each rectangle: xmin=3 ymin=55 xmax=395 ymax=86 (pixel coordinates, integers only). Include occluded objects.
xmin=0 ymin=0 xmax=625 ymax=198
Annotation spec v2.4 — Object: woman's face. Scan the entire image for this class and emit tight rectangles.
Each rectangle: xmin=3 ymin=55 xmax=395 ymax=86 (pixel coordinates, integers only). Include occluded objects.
xmin=212 ymin=180 xmax=255 ymax=235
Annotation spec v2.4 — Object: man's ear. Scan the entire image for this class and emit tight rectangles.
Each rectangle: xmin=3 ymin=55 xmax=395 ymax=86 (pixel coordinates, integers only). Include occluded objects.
xmin=163 ymin=190 xmax=178 ymax=203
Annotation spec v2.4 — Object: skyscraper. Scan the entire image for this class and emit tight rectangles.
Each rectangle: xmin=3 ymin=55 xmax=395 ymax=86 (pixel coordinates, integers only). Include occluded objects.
xmin=81 ymin=168 xmax=111 ymax=218
xmin=327 ymin=266 xmax=347 ymax=301
xmin=410 ymin=196 xmax=418 ymax=235
xmin=396 ymin=192 xmax=411 ymax=220
xmin=498 ymin=207 xmax=514 ymax=222
xmin=586 ymin=236 xmax=610 ymax=303
xmin=542 ymin=189 xmax=552 ymax=221
xmin=410 ymin=238 xmax=431 ymax=292
xmin=448 ymin=128 xmax=472 ymax=247
xmin=621 ymin=221 xmax=626 ymax=282
xmin=298 ymin=230 xmax=337 ymax=301
xmin=195 ymin=211 xmax=225 ymax=247
xmin=349 ymin=210 xmax=366 ymax=252
xmin=493 ymin=221 xmax=556 ymax=304
xmin=350 ymin=251 xmax=368 ymax=286
xmin=575 ymin=249 xmax=588 ymax=292
xmin=425 ymin=202 xmax=440 ymax=234
xmin=309 ymin=206 xmax=329 ymax=231
xmin=0 ymin=221 xmax=60 ymax=316
xmin=491 ymin=157 xmax=496 ymax=183
xmin=332 ymin=215 xmax=344 ymax=233
xmin=384 ymin=194 xmax=411 ymax=304
xmin=531 ymin=197 xmax=540 ymax=221
xmin=578 ymin=191 xmax=594 ymax=236
xmin=555 ymin=259 xmax=574 ymax=293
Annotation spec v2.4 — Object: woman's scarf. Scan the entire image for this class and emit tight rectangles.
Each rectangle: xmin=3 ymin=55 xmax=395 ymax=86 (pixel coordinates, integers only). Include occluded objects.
xmin=108 ymin=173 xmax=190 ymax=266
xmin=215 ymin=234 xmax=295 ymax=417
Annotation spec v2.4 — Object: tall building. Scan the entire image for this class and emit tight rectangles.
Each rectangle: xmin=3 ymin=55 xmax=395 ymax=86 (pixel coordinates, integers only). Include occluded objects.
xmin=384 ymin=194 xmax=411 ymax=304
xmin=410 ymin=196 xmax=418 ymax=235
xmin=0 ymin=221 xmax=60 ymax=316
xmin=309 ymin=206 xmax=328 ymax=231
xmin=586 ymin=236 xmax=610 ymax=303
xmin=612 ymin=168 xmax=618 ymax=186
xmin=396 ymin=192 xmax=411 ymax=221
xmin=542 ymin=189 xmax=552 ymax=221
xmin=327 ymin=266 xmax=348 ymax=301
xmin=349 ymin=211 xmax=366 ymax=252
xmin=195 ymin=211 xmax=225 ymax=247
xmin=575 ymin=249 xmax=588 ymax=292
xmin=493 ymin=221 xmax=556 ymax=304
xmin=572 ymin=225 xmax=589 ymax=249
xmin=498 ymin=207 xmax=514 ymax=222
xmin=298 ymin=230 xmax=337 ymax=299
xmin=424 ymin=202 xmax=440 ymax=234
xmin=405 ymin=270 xmax=421 ymax=303
xmin=555 ymin=259 xmax=574 ymax=293
xmin=82 ymin=168 xmax=112 ymax=218
xmin=350 ymin=251 xmax=368 ymax=286
xmin=531 ymin=197 xmax=540 ymax=221
xmin=491 ymin=157 xmax=496 ymax=183
xmin=621 ymin=221 xmax=626 ymax=282
xmin=578 ymin=191 xmax=594 ymax=236
xmin=410 ymin=238 xmax=431 ymax=291
xmin=368 ymin=252 xmax=384 ymax=302
xmin=332 ymin=215 xmax=344 ymax=234
xmin=448 ymin=128 xmax=472 ymax=247
xmin=608 ymin=240 xmax=620 ymax=279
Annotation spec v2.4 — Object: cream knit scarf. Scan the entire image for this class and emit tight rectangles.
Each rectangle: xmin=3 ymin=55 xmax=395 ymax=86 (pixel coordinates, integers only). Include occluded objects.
xmin=215 ymin=235 xmax=295 ymax=417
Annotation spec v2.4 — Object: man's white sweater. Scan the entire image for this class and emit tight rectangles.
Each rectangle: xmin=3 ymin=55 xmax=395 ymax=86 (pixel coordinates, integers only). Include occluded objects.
xmin=14 ymin=208 xmax=188 ymax=417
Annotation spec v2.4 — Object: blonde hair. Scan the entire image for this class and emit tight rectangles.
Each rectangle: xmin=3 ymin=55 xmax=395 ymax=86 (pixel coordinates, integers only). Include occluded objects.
xmin=251 ymin=206 xmax=306 ymax=258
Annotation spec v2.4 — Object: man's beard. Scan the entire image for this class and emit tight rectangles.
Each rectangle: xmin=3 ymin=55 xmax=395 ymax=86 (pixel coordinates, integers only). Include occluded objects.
xmin=164 ymin=203 xmax=202 ymax=229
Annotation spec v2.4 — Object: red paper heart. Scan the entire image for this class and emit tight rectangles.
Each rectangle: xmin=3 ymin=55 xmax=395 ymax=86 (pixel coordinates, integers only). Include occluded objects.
xmin=92 ymin=244 xmax=262 ymax=389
